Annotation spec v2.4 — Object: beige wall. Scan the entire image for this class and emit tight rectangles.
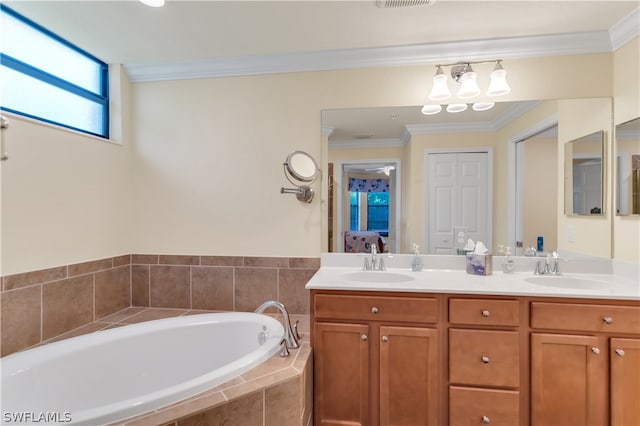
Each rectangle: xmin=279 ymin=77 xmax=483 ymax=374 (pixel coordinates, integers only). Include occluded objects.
xmin=4 ymin=49 xmax=638 ymax=275
xmin=1 ymin=66 xmax=133 ymax=275
xmin=523 ymin=137 xmax=558 ymax=250
xmin=613 ymin=37 xmax=640 ymax=263
xmin=557 ymin=98 xmax=613 ymax=258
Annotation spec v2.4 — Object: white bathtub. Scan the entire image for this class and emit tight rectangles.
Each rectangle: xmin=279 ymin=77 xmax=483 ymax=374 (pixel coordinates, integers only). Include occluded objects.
xmin=1 ymin=312 xmax=285 ymax=425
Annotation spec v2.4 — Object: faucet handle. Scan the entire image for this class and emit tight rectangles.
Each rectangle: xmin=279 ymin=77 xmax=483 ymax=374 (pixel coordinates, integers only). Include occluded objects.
xmin=377 ymin=257 xmax=386 ymax=271
xmin=362 ymin=257 xmax=371 ymax=271
xmin=293 ymin=320 xmax=302 ymax=341
xmin=279 ymin=339 xmax=290 ymax=357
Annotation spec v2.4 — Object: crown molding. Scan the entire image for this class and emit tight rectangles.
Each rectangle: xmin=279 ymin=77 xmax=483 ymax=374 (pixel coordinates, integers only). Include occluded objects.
xmin=609 ymin=7 xmax=640 ymax=50
xmin=125 ymin=30 xmax=613 ymax=83
xmin=329 ymin=138 xmax=406 ymax=150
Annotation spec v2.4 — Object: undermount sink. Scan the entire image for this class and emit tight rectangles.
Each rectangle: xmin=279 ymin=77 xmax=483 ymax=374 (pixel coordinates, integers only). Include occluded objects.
xmin=525 ymin=275 xmax=610 ymax=290
xmin=343 ymin=271 xmax=415 ymax=283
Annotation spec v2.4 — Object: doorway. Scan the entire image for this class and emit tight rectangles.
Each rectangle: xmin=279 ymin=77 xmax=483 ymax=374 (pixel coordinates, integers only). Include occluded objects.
xmin=425 ymin=150 xmax=492 ymax=255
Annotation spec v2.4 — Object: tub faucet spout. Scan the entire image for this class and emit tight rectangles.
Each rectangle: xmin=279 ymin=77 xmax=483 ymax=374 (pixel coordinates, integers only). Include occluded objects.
xmin=255 ymin=300 xmax=300 ymax=351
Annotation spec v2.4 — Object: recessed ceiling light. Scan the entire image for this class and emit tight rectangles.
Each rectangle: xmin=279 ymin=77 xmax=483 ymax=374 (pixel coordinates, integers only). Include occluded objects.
xmin=446 ymin=103 xmax=468 ymax=113
xmin=140 ymin=0 xmax=165 ymax=7
xmin=472 ymin=102 xmax=495 ymax=111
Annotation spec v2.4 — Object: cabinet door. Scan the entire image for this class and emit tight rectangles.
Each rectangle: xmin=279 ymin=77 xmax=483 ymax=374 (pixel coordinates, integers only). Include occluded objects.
xmin=379 ymin=326 xmax=439 ymax=426
xmin=314 ymin=322 xmax=370 ymax=426
xmin=611 ymin=338 xmax=640 ymax=426
xmin=531 ymin=333 xmax=607 ymax=426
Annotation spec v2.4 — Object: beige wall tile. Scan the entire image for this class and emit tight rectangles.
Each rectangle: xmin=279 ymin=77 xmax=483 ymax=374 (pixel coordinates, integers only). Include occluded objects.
xmin=234 ymin=268 xmax=278 ymax=312
xmin=150 ymin=266 xmax=190 ymax=309
xmin=42 ymin=275 xmax=93 ymax=340
xmin=277 ymin=269 xmax=314 ymax=314
xmin=178 ymin=391 xmax=263 ymax=426
xmin=265 ymin=377 xmax=301 ymax=426
xmin=1 ymin=286 xmax=42 ymax=356
xmin=95 ymin=266 xmax=131 ymax=320
xmin=131 ymin=265 xmax=150 ymax=307
xmin=3 ymin=266 xmax=67 ymax=291
xmin=68 ymin=258 xmax=113 ymax=277
xmin=191 ymin=267 xmax=233 ymax=311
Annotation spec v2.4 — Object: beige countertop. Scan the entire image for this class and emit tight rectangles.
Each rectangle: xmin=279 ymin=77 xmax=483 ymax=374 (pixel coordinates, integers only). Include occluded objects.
xmin=305 ymin=254 xmax=640 ymax=300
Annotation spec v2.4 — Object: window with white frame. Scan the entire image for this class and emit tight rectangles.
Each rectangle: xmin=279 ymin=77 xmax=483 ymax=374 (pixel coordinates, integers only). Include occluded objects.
xmin=0 ymin=5 xmax=109 ymax=138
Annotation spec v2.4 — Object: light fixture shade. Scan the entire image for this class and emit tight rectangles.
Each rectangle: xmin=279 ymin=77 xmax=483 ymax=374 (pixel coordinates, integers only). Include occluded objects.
xmin=421 ymin=104 xmax=442 ymax=115
xmin=428 ymin=66 xmax=451 ymax=101
xmin=487 ymin=62 xmax=511 ymax=96
xmin=472 ymin=102 xmax=495 ymax=111
xmin=446 ymin=103 xmax=468 ymax=113
xmin=457 ymin=69 xmax=481 ymax=99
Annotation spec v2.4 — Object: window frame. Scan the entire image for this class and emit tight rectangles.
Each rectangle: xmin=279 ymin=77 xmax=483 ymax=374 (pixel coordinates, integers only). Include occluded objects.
xmin=0 ymin=4 xmax=109 ymax=138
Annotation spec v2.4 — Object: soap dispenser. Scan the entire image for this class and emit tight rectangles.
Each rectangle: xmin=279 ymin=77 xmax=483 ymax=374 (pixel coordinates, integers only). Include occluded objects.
xmin=411 ymin=243 xmax=424 ymax=272
xmin=502 ymin=246 xmax=515 ymax=273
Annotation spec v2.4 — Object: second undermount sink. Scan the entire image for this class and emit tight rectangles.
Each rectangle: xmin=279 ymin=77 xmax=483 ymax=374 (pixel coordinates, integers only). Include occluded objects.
xmin=525 ymin=275 xmax=610 ymax=290
xmin=343 ymin=271 xmax=415 ymax=283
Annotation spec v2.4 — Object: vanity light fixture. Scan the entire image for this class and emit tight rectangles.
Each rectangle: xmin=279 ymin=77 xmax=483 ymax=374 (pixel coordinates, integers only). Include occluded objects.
xmin=423 ymin=59 xmax=510 ymax=115
xmin=427 ymin=59 xmax=511 ymax=101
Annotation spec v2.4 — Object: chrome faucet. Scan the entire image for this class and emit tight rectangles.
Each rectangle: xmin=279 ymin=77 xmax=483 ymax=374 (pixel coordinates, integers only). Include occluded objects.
xmin=534 ymin=251 xmax=560 ymax=275
xmin=255 ymin=300 xmax=300 ymax=356
xmin=363 ymin=244 xmax=385 ymax=271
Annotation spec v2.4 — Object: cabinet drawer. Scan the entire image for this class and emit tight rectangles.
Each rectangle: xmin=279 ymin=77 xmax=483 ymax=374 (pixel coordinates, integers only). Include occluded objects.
xmin=449 ymin=298 xmax=520 ymax=326
xmin=449 ymin=329 xmax=520 ymax=387
xmin=531 ymin=302 xmax=640 ymax=334
xmin=449 ymin=386 xmax=520 ymax=426
xmin=314 ymin=294 xmax=438 ymax=323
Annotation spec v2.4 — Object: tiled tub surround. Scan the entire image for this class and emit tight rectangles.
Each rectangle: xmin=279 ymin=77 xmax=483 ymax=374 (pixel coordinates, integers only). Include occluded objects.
xmin=1 ymin=255 xmax=319 ymax=357
xmin=2 ymin=306 xmax=312 ymax=426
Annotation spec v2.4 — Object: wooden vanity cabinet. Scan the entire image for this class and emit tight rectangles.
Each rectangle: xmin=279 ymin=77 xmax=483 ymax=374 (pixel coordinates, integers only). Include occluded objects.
xmin=530 ymin=301 xmax=640 ymax=426
xmin=311 ymin=291 xmax=441 ymax=426
xmin=448 ymin=297 xmax=524 ymax=426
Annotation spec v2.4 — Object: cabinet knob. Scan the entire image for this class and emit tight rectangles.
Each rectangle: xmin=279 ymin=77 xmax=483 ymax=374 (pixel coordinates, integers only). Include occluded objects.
xmin=481 ymin=356 xmax=490 ymax=364
xmin=591 ymin=347 xmax=600 ymax=355
xmin=361 ymin=334 xmax=368 ymax=341
xmin=481 ymin=310 xmax=490 ymax=317
xmin=603 ymin=316 xmax=613 ymax=325
xmin=371 ymin=306 xmax=379 ymax=314
xmin=382 ymin=336 xmax=389 ymax=343
xmin=615 ymin=349 xmax=625 ymax=357
xmin=482 ymin=415 xmax=491 ymax=424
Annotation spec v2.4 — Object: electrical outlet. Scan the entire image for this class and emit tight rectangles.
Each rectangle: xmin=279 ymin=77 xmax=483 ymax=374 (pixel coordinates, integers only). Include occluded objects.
xmin=567 ymin=224 xmax=575 ymax=243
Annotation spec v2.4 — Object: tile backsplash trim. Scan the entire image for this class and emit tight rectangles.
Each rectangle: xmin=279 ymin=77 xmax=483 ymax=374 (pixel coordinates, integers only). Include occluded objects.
xmin=1 ymin=254 xmax=319 ymax=357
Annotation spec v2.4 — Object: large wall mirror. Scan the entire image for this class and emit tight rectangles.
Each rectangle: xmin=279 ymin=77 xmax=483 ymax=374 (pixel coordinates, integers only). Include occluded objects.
xmin=322 ymin=98 xmax=612 ymax=255
xmin=564 ymin=131 xmax=605 ymax=215
xmin=615 ymin=117 xmax=640 ymax=216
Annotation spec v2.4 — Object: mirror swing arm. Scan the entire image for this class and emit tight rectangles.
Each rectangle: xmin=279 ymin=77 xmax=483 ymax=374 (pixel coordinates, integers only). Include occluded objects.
xmin=281 ymin=150 xmax=320 ymax=203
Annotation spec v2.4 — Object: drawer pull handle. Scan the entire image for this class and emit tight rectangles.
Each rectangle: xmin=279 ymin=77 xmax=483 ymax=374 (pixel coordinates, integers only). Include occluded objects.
xmin=615 ymin=349 xmax=625 ymax=357
xmin=382 ymin=336 xmax=389 ymax=343
xmin=481 ymin=356 xmax=490 ymax=364
xmin=371 ymin=307 xmax=379 ymax=314
xmin=481 ymin=310 xmax=490 ymax=317
xmin=482 ymin=415 xmax=491 ymax=424
xmin=603 ymin=316 xmax=613 ymax=325
xmin=591 ymin=347 xmax=600 ymax=355
xmin=361 ymin=334 xmax=368 ymax=342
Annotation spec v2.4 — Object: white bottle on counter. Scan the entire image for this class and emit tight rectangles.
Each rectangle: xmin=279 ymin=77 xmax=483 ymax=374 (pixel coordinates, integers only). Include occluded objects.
xmin=502 ymin=246 xmax=515 ymax=273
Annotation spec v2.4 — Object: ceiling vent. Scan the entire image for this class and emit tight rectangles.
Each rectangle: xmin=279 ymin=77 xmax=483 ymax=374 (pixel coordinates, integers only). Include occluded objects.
xmin=376 ymin=0 xmax=434 ymax=8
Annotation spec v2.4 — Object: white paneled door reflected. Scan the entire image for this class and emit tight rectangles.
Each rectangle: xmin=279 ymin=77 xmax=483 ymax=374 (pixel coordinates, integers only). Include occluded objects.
xmin=426 ymin=152 xmax=489 ymax=254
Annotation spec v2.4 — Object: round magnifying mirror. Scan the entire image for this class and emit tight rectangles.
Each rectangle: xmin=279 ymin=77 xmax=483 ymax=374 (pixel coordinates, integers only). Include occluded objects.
xmin=285 ymin=151 xmax=319 ymax=183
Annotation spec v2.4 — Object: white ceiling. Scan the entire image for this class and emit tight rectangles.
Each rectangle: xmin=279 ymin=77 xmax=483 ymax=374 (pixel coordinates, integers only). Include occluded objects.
xmin=6 ymin=1 xmax=639 ymax=70
xmin=5 ymin=0 xmax=637 ymax=142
